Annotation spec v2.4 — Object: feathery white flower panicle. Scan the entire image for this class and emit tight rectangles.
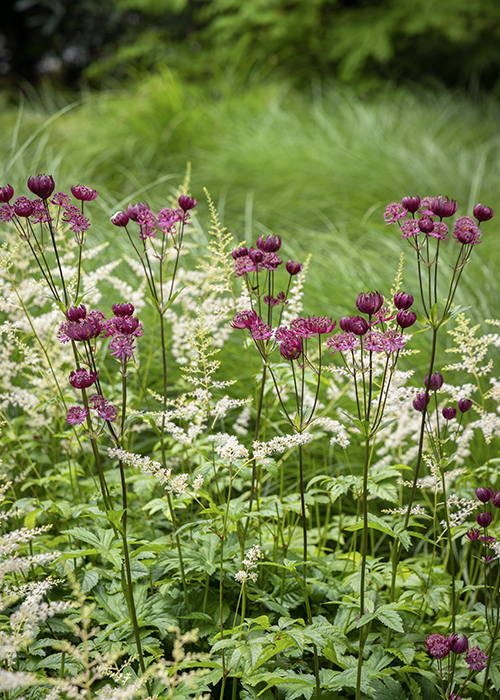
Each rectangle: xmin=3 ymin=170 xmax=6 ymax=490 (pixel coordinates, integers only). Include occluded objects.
xmin=108 ymin=448 xmax=203 ymax=495
xmin=235 ymin=544 xmax=263 ymax=584
xmin=209 ymin=433 xmax=250 ymax=463
xmin=313 ymin=417 xmax=350 ymax=448
xmin=233 ymin=403 xmax=252 ymax=435
xmin=398 ymin=455 xmax=467 ymax=492
xmin=440 ymin=495 xmax=480 ymax=530
xmin=201 ymin=188 xmax=236 ymax=297
xmin=444 ymin=314 xmax=500 ymax=377
xmin=382 ymin=504 xmax=426 ymax=516
xmin=253 ymin=432 xmax=313 ymax=468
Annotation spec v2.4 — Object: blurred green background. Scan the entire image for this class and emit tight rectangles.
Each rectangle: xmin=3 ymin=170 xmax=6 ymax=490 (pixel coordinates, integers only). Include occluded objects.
xmin=1 ymin=0 xmax=500 ymax=324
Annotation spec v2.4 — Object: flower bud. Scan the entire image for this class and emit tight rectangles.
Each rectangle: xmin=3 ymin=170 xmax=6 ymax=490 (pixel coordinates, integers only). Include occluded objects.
xmin=111 ymin=211 xmax=130 ymax=227
xmin=112 ymin=303 xmax=135 ymax=317
xmin=69 ymin=368 xmax=99 ymax=389
xmin=349 ymin=316 xmax=369 ymax=336
xmin=493 ymin=492 xmax=500 ymax=508
xmin=71 ymin=184 xmax=98 ymax=201
xmin=286 ymin=260 xmax=302 ymax=275
xmin=458 ymin=398 xmax=472 ymax=413
xmin=431 ymin=196 xmax=458 ymax=218
xmin=393 ymin=292 xmax=414 ymax=310
xmin=418 ymin=216 xmax=435 ymax=233
xmin=0 ymin=185 xmax=14 ymax=203
xmin=66 ymin=305 xmax=87 ymax=322
xmin=401 ymin=196 xmax=421 ymax=213
xmin=476 ymin=487 xmax=494 ymax=503
xmin=424 ymin=371 xmax=444 ymax=391
xmin=248 ymin=248 xmax=264 ymax=264
xmin=396 ymin=309 xmax=417 ymax=328
xmin=442 ymin=407 xmax=457 ymax=420
xmin=412 ymin=392 xmax=430 ymax=412
xmin=13 ymin=197 xmax=34 ymax=217
xmin=339 ymin=317 xmax=352 ymax=332
xmin=476 ymin=512 xmax=492 ymax=528
xmin=256 ymin=234 xmax=282 ymax=253
xmin=126 ymin=202 xmax=150 ymax=221
xmin=356 ymin=291 xmax=384 ymax=316
xmin=231 ymin=246 xmax=249 ymax=259
xmin=473 ymin=203 xmax=494 ymax=222
xmin=178 ymin=195 xmax=197 ymax=211
xmin=449 ymin=634 xmax=469 ymax=654
xmin=27 ymin=174 xmax=55 ymax=199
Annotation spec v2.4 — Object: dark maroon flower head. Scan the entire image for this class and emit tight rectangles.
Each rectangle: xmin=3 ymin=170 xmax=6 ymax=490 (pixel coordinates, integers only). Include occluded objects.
xmin=339 ymin=316 xmax=353 ymax=332
xmin=113 ymin=316 xmax=140 ymax=335
xmin=13 ymin=197 xmax=34 ymax=218
xmin=347 ymin=316 xmax=369 ymax=336
xmin=476 ymin=511 xmax=492 ymax=528
xmin=110 ymin=211 xmax=130 ymax=227
xmin=402 ymin=195 xmax=421 ymax=213
xmin=425 ymin=634 xmax=450 ymax=659
xmin=356 ymin=291 xmax=384 ymax=316
xmin=473 ymin=203 xmax=494 ymax=222
xmin=231 ymin=246 xmax=249 ymax=260
xmin=431 ymin=196 xmax=458 ymax=218
xmin=302 ymin=316 xmax=336 ymax=335
xmin=230 ymin=309 xmax=258 ymax=329
xmin=458 ymin=398 xmax=472 ymax=413
xmin=448 ymin=634 xmax=469 ymax=654
xmin=286 ymin=260 xmax=302 ymax=276
xmin=27 ymin=174 xmax=55 ymax=199
xmin=476 ymin=487 xmax=494 ymax=503
xmin=66 ymin=305 xmax=87 ymax=322
xmin=413 ymin=392 xmax=430 ymax=412
xmin=112 ymin=303 xmax=135 ymax=317
xmin=393 ymin=292 xmax=414 ymax=310
xmin=280 ymin=335 xmax=303 ymax=360
xmin=0 ymin=185 xmax=14 ymax=203
xmin=178 ymin=195 xmax=197 ymax=211
xmin=424 ymin=371 xmax=444 ymax=391
xmin=126 ymin=202 xmax=150 ymax=222
xmin=418 ymin=216 xmax=435 ymax=234
xmin=69 ymin=368 xmax=99 ymax=389
xmin=396 ymin=309 xmax=417 ymax=329
xmin=65 ymin=317 xmax=103 ymax=342
xmin=256 ymin=234 xmax=282 ymax=253
xmin=466 ymin=528 xmax=480 ymax=541
xmin=66 ymin=406 xmax=89 ymax=425
xmin=493 ymin=492 xmax=500 ymax=508
xmin=71 ymin=184 xmax=98 ymax=201
xmin=453 ymin=216 xmax=481 ymax=245
xmin=442 ymin=406 xmax=457 ymax=420
xmin=248 ymin=248 xmax=264 ymax=264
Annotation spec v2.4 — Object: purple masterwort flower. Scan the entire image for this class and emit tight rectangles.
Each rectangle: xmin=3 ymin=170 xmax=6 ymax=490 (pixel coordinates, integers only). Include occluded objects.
xmin=27 ymin=174 xmax=55 ymax=200
xmin=71 ymin=184 xmax=98 ymax=201
xmin=473 ymin=203 xmax=494 ymax=222
xmin=453 ymin=216 xmax=482 ymax=245
xmin=286 ymin=260 xmax=302 ymax=276
xmin=0 ymin=185 xmax=14 ymax=202
xmin=109 ymin=335 xmax=136 ymax=362
xmin=69 ymin=368 xmax=98 ymax=389
xmin=448 ymin=634 xmax=469 ymax=654
xmin=66 ymin=406 xmax=89 ymax=425
xmin=425 ymin=634 xmax=451 ymax=659
xmin=430 ymin=196 xmax=457 ymax=218
xmin=442 ymin=407 xmax=457 ymax=420
xmin=476 ymin=487 xmax=494 ymax=503
xmin=476 ymin=512 xmax=492 ymax=528
xmin=356 ymin=291 xmax=384 ymax=316
xmin=51 ymin=191 xmax=71 ymax=207
xmin=384 ymin=202 xmax=408 ymax=225
xmin=424 ymin=371 xmax=444 ymax=391
xmin=58 ymin=309 xmax=105 ymax=343
xmin=413 ymin=392 xmax=430 ymax=412
xmin=89 ymin=395 xmax=118 ymax=421
xmin=178 ymin=195 xmax=197 ymax=211
xmin=465 ymin=646 xmax=488 ymax=671
xmin=400 ymin=220 xmax=420 ymax=239
xmin=428 ymin=222 xmax=449 ymax=241
xmin=280 ymin=333 xmax=303 ymax=360
xmin=326 ymin=332 xmax=360 ymax=353
xmin=248 ymin=318 xmax=272 ymax=341
xmin=231 ymin=310 xmax=258 ymax=330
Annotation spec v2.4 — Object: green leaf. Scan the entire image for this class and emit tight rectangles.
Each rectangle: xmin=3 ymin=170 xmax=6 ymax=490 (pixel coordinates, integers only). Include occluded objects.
xmin=81 ymin=569 xmax=100 ymax=592
xmin=370 ymin=678 xmax=409 ymax=700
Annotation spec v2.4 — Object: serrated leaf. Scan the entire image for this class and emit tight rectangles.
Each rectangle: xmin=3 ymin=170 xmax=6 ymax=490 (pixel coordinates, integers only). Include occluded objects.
xmin=81 ymin=568 xmax=99 ymax=592
xmin=370 ymin=678 xmax=409 ymax=700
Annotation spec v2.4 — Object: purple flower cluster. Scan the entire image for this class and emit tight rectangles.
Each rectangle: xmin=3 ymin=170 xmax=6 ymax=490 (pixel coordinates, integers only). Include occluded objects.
xmin=57 ymin=306 xmax=105 ymax=343
xmin=0 ymin=177 xmax=98 ymax=238
xmin=384 ymin=195 xmax=494 ymax=246
xmin=425 ymin=633 xmax=470 ymax=659
xmin=110 ymin=196 xmax=195 ymax=239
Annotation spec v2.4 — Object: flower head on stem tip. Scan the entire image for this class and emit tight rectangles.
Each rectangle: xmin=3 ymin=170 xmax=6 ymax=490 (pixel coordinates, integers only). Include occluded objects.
xmin=356 ymin=291 xmax=384 ymax=315
xmin=425 ymin=634 xmax=450 ymax=659
xmin=424 ymin=371 xmax=444 ymax=391
xmin=71 ymin=184 xmax=98 ymax=201
xmin=27 ymin=174 xmax=55 ymax=199
xmin=412 ymin=392 xmax=430 ymax=412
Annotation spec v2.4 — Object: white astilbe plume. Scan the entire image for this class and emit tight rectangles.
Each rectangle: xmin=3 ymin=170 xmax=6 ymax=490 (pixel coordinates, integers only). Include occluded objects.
xmin=253 ymin=432 xmax=313 ymax=468
xmin=209 ymin=433 xmax=249 ymax=463
xmin=235 ymin=544 xmax=262 ymax=584
xmin=108 ymin=447 xmax=203 ymax=495
xmin=440 ymin=495 xmax=479 ymax=530
xmin=313 ymin=417 xmax=350 ymax=448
